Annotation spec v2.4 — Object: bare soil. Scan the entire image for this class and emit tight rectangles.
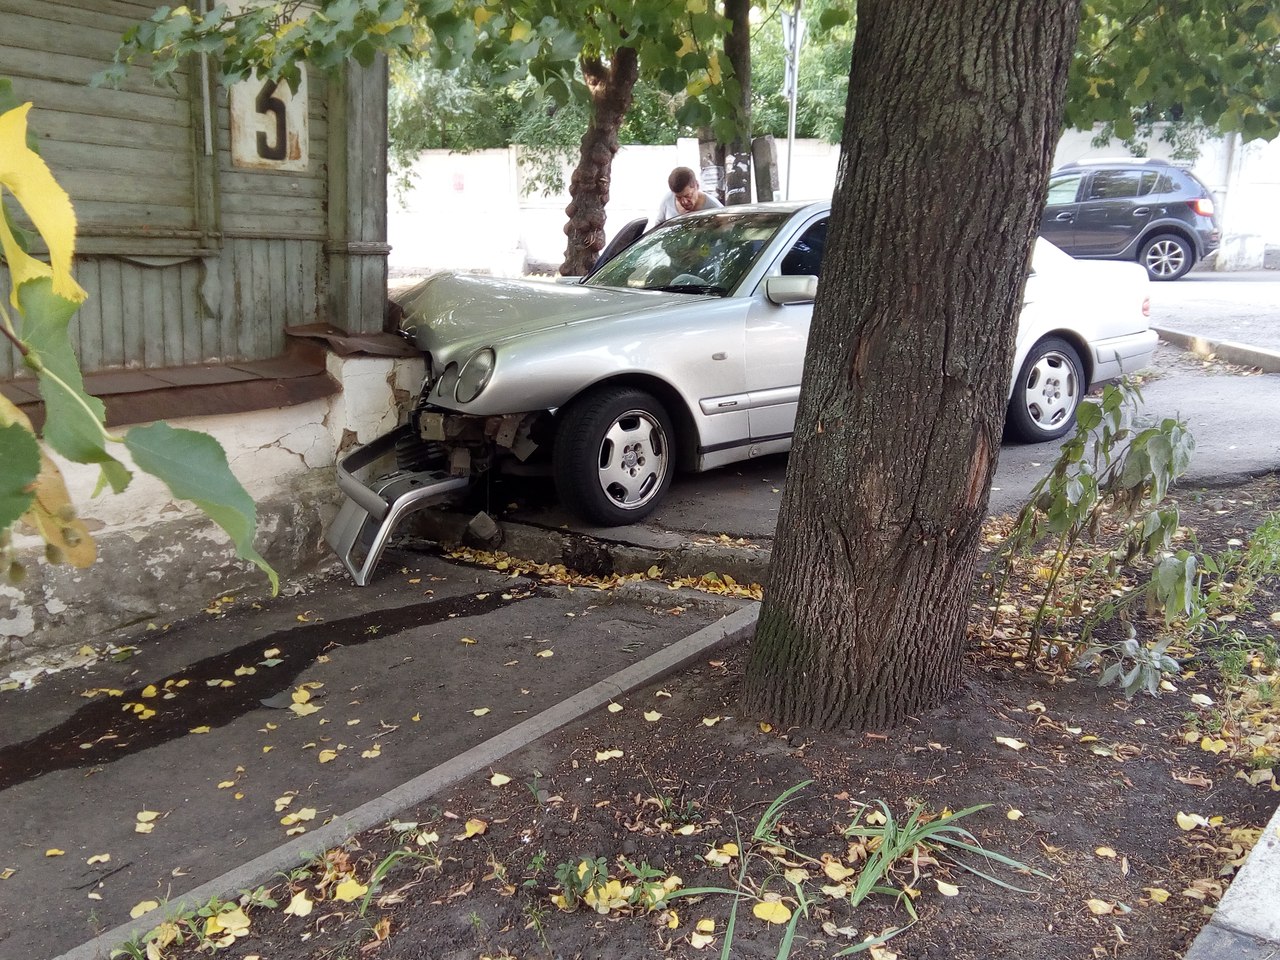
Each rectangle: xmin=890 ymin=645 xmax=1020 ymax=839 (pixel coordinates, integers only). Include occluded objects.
xmin=132 ymin=476 xmax=1280 ymax=960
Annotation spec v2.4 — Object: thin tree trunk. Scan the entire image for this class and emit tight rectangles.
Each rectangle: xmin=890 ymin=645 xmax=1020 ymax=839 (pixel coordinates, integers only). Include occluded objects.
xmin=722 ymin=0 xmax=752 ymax=204
xmin=742 ymin=0 xmax=1083 ymax=730
xmin=560 ymin=48 xmax=638 ymax=276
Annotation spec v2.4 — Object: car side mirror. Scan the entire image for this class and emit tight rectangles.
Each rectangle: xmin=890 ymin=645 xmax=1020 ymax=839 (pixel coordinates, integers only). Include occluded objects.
xmin=765 ymin=275 xmax=818 ymax=305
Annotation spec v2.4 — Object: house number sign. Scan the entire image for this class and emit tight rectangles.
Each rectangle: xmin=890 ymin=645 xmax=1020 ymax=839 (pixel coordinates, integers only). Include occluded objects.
xmin=230 ymin=73 xmax=309 ymax=171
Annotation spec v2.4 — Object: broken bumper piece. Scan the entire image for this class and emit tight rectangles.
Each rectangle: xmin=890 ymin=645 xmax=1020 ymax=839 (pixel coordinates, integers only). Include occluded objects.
xmin=324 ymin=424 xmax=469 ymax=586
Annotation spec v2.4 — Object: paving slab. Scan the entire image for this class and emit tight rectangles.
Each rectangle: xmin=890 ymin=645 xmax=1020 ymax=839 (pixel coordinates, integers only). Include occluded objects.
xmin=0 ymin=548 xmax=746 ymax=959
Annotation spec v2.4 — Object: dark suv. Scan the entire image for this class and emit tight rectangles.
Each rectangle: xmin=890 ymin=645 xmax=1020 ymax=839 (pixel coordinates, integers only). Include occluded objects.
xmin=1040 ymin=159 xmax=1220 ymax=281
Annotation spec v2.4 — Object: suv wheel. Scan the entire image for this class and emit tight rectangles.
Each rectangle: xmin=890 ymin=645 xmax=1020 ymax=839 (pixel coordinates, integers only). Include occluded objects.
xmin=1140 ymin=233 xmax=1193 ymax=281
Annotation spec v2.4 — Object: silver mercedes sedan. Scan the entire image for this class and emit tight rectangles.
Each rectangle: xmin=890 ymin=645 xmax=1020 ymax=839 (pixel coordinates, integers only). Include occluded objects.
xmin=327 ymin=201 xmax=1155 ymax=584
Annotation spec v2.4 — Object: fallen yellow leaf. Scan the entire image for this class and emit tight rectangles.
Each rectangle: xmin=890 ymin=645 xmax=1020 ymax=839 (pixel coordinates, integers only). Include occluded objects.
xmin=332 ymin=877 xmax=368 ymax=902
xmin=595 ymin=749 xmax=624 ymax=762
xmin=696 ymin=919 xmax=715 ymax=933
xmin=472 ymin=707 xmax=491 ymax=717
xmin=644 ymin=711 xmax=663 ymax=722
xmin=823 ymin=860 xmax=856 ymax=882
xmin=283 ymin=890 xmax=314 ymax=917
xmin=1177 ymin=811 xmax=1209 ymax=831
xmin=935 ymin=879 xmax=960 ymax=896
xmin=1145 ymin=887 xmax=1171 ymax=903
xmin=752 ymin=899 xmax=792 ymax=924
xmin=464 ymin=818 xmax=487 ymax=838
xmin=1085 ymin=898 xmax=1114 ymax=915
xmin=607 ymin=703 xmax=623 ymax=713
xmin=490 ymin=773 xmax=512 ymax=787
xmin=318 ymin=749 xmax=338 ymax=763
xmin=130 ymin=900 xmax=160 ymax=919
xmin=1007 ymin=809 xmax=1023 ymax=820
xmin=86 ymin=854 xmax=111 ymax=865
xmin=995 ymin=736 xmax=1027 ymax=751
xmin=535 ymin=649 xmax=554 ymax=658
xmin=190 ymin=726 xmax=211 ymax=734
xmin=45 ymin=849 xmax=65 ymax=857
xmin=702 ymin=716 xmax=721 ymax=727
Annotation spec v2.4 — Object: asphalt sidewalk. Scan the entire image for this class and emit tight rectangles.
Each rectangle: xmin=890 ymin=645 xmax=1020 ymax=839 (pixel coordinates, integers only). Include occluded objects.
xmin=3 ymin=328 xmax=1277 ymax=960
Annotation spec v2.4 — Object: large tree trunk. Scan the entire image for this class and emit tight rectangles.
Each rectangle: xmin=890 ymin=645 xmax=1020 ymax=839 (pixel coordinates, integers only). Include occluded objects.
xmin=742 ymin=0 xmax=1083 ymax=730
xmin=559 ymin=48 xmax=638 ymax=276
xmin=722 ymin=0 xmax=752 ymax=204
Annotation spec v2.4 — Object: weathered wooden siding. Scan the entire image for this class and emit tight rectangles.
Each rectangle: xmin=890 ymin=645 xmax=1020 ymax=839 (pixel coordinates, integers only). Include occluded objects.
xmin=0 ymin=0 xmax=334 ymax=380
xmin=1 ymin=0 xmax=202 ymax=246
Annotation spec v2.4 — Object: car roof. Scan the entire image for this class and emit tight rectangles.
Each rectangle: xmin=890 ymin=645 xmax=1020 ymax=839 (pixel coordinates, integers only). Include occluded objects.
xmin=681 ymin=199 xmax=831 ymax=217
xmin=1055 ymin=157 xmax=1185 ymax=170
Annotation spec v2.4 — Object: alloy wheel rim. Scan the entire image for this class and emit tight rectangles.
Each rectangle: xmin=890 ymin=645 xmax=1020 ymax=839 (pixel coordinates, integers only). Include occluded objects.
xmin=596 ymin=409 xmax=669 ymax=509
xmin=1022 ymin=351 xmax=1079 ymax=433
xmin=1146 ymin=240 xmax=1186 ymax=278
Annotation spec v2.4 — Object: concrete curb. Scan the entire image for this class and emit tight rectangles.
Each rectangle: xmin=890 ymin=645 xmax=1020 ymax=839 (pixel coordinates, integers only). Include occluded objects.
xmin=1183 ymin=801 xmax=1280 ymax=959
xmin=1154 ymin=326 xmax=1280 ymax=374
xmin=56 ymin=603 xmax=761 ymax=960
xmin=406 ymin=513 xmax=773 ymax=587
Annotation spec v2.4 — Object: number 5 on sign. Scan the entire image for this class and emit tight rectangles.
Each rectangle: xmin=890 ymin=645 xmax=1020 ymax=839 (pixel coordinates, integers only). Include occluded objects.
xmin=230 ymin=73 xmax=308 ymax=171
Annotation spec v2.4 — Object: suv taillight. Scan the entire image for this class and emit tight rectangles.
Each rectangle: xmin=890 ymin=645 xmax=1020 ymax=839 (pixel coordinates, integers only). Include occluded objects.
xmin=1192 ymin=197 xmax=1215 ymax=217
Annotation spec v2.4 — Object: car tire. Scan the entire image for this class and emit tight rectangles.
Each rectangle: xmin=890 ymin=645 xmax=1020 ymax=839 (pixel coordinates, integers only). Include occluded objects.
xmin=1007 ymin=337 xmax=1086 ymax=443
xmin=1140 ymin=233 xmax=1194 ymax=281
xmin=553 ymin=387 xmax=676 ymax=526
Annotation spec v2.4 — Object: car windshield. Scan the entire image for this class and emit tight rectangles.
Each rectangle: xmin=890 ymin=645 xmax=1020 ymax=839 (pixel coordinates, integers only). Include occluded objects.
xmin=585 ymin=210 xmax=793 ymax=295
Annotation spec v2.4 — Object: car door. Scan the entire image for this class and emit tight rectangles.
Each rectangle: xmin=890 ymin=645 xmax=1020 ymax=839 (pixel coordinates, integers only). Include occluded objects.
xmin=743 ymin=216 xmax=827 ymax=440
xmin=1072 ymin=168 xmax=1158 ymax=256
xmin=1039 ymin=171 xmax=1085 ymax=251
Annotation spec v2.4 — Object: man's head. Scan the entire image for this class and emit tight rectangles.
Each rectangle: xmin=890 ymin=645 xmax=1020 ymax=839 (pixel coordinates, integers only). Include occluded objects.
xmin=668 ymin=166 xmax=701 ymax=211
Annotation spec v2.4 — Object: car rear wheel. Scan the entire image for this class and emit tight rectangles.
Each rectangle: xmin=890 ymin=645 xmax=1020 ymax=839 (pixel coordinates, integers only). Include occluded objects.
xmin=1007 ymin=337 xmax=1085 ymax=443
xmin=1140 ymin=233 xmax=1193 ymax=281
xmin=553 ymin=387 xmax=675 ymax=526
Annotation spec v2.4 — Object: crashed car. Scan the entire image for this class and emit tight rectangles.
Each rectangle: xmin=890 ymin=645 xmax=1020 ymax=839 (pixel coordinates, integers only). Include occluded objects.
xmin=328 ymin=201 xmax=1155 ymax=584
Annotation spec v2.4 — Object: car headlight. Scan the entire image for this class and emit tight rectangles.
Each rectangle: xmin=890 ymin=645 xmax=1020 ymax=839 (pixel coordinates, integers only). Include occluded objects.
xmin=436 ymin=363 xmax=460 ymax=399
xmin=455 ymin=348 xmax=496 ymax=403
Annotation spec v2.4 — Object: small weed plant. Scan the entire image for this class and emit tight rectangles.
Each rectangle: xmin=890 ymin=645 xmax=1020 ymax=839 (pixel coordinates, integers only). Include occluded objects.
xmin=993 ymin=380 xmax=1199 ymax=694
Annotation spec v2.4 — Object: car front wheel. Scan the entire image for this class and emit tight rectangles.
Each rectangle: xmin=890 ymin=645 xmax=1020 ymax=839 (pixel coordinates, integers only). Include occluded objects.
xmin=553 ymin=387 xmax=676 ymax=525
xmin=1007 ymin=337 xmax=1086 ymax=443
xmin=1140 ymin=233 xmax=1193 ymax=281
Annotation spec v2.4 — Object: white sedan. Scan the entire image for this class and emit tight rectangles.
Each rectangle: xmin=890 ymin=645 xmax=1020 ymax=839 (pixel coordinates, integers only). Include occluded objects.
xmin=328 ymin=202 xmax=1155 ymax=583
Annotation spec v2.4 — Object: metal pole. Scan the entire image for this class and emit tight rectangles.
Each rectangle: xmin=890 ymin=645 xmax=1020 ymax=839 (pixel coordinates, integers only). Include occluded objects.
xmin=783 ymin=0 xmax=803 ymax=200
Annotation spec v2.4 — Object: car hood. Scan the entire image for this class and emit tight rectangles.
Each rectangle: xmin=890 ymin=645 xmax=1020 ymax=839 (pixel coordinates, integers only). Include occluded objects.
xmin=396 ymin=273 xmax=690 ymax=357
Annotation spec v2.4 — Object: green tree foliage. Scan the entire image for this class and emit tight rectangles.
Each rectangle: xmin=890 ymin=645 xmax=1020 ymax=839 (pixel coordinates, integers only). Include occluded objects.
xmin=1068 ymin=0 xmax=1280 ymax=142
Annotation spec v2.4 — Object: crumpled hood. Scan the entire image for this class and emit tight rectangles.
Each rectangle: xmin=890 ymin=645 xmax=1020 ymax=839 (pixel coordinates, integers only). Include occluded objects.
xmin=396 ymin=273 xmax=684 ymax=357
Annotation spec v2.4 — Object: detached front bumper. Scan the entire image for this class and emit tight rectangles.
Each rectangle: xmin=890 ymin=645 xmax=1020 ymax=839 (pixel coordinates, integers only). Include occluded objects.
xmin=324 ymin=424 xmax=469 ymax=586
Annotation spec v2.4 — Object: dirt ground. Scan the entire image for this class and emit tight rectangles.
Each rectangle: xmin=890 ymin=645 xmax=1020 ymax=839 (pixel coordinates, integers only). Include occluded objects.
xmin=114 ymin=476 xmax=1280 ymax=960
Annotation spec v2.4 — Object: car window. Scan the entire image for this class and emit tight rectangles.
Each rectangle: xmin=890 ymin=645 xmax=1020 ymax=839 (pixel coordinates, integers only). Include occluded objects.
xmin=585 ymin=210 xmax=793 ymax=294
xmin=1046 ymin=173 xmax=1084 ymax=205
xmin=780 ymin=218 xmax=828 ymax=277
xmin=1086 ymin=169 xmax=1146 ymax=200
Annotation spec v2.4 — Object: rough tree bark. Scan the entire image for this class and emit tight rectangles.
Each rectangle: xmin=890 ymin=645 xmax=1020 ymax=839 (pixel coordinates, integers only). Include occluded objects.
xmin=559 ymin=48 xmax=639 ymax=276
xmin=722 ymin=0 xmax=752 ymax=204
xmin=742 ymin=0 xmax=1083 ymax=730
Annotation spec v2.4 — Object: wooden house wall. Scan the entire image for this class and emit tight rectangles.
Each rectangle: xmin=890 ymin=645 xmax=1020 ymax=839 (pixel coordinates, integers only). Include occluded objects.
xmin=0 ymin=0 xmax=333 ymax=380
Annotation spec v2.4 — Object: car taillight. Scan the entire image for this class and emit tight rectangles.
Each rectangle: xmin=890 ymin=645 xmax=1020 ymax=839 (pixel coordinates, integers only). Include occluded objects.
xmin=1143 ymin=297 xmax=1150 ymax=317
xmin=1192 ymin=197 xmax=1215 ymax=216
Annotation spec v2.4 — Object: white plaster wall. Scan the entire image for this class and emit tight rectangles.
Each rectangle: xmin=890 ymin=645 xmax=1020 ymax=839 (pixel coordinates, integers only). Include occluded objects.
xmin=388 ymin=138 xmax=843 ymax=276
xmin=7 ymin=355 xmax=423 ymax=561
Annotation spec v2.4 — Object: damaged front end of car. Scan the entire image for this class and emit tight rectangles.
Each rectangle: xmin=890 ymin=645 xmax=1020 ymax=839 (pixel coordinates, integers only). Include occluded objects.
xmin=325 ymin=377 xmax=545 ymax=586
